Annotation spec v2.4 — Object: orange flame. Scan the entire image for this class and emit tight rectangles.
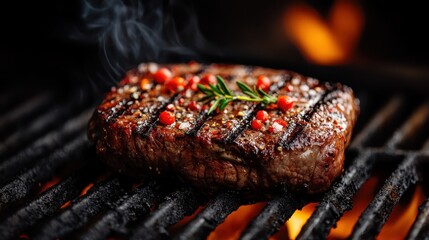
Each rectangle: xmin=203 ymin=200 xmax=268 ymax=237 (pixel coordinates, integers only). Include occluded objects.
xmin=378 ymin=186 xmax=425 ymax=239
xmin=207 ymin=202 xmax=266 ymax=240
xmin=284 ymin=0 xmax=364 ymax=65
xmin=286 ymin=177 xmax=425 ymax=239
xmin=171 ymin=176 xmax=423 ymax=239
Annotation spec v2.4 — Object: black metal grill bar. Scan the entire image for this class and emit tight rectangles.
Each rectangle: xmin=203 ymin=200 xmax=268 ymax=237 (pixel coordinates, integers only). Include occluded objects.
xmin=396 ymin=152 xmax=429 ymax=240
xmin=76 ymin=181 xmax=163 ymax=240
xmin=294 ymin=96 xmax=406 ymax=239
xmin=0 ymin=173 xmax=88 ymax=240
xmin=173 ymin=191 xmax=241 ymax=240
xmin=0 ymin=86 xmax=37 ymax=116
xmin=385 ymin=103 xmax=429 ymax=149
xmin=130 ymin=187 xmax=202 ymax=240
xmin=31 ymin=177 xmax=125 ymax=240
xmin=0 ymin=133 xmax=90 ymax=211
xmin=296 ymin=151 xmax=375 ymax=240
xmin=349 ymin=155 xmax=420 ymax=240
xmin=350 ymin=96 xmax=403 ymax=149
xmin=0 ymin=96 xmax=91 ymax=159
xmin=0 ymin=92 xmax=55 ymax=138
xmin=239 ymin=187 xmax=308 ymax=240
xmin=406 ymin=197 xmax=429 ymax=240
xmin=0 ymin=109 xmax=93 ymax=184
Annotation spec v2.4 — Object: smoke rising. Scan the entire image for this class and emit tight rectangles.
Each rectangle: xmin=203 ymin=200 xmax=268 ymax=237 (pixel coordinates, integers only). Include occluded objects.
xmin=71 ymin=0 xmax=219 ymax=85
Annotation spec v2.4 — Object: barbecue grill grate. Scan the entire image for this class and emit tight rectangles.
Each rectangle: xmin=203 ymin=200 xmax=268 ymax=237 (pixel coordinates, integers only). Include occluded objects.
xmin=0 ymin=81 xmax=429 ymax=240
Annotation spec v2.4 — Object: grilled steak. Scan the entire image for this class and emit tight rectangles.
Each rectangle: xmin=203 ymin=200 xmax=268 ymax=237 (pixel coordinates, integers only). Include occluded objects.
xmin=88 ymin=62 xmax=359 ymax=194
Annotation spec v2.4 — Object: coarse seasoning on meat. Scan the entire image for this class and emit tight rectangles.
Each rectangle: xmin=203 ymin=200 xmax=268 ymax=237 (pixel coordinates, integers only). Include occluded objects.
xmin=88 ymin=62 xmax=359 ymax=195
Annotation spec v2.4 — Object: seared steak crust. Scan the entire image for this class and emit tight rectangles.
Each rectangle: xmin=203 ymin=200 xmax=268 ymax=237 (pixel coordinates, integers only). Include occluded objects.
xmin=88 ymin=62 xmax=359 ymax=194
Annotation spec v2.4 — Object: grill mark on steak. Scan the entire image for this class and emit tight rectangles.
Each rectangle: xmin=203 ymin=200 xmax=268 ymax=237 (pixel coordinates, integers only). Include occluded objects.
xmin=105 ymin=98 xmax=130 ymax=123
xmin=185 ymin=111 xmax=211 ymax=136
xmin=186 ymin=66 xmax=254 ymax=138
xmin=223 ymin=74 xmax=291 ymax=144
xmin=89 ymin=63 xmax=359 ymax=195
xmin=137 ymin=92 xmax=182 ymax=136
xmin=278 ymin=84 xmax=338 ymax=150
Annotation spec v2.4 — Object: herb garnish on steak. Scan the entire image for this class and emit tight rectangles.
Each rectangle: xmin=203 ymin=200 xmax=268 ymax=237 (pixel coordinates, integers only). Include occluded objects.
xmin=88 ymin=62 xmax=359 ymax=194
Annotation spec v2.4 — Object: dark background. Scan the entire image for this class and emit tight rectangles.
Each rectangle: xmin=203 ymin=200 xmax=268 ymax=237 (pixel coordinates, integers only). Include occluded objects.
xmin=1 ymin=0 xmax=428 ymax=94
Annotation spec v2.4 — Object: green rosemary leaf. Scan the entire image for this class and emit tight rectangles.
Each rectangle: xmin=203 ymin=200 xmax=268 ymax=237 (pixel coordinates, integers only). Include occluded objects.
xmin=197 ymin=75 xmax=278 ymax=114
xmin=208 ymin=83 xmax=222 ymax=95
xmin=258 ymin=88 xmax=270 ymax=98
xmin=208 ymin=99 xmax=221 ymax=114
xmin=217 ymin=76 xmax=233 ymax=96
xmin=198 ymin=95 xmax=214 ymax=103
xmin=197 ymin=84 xmax=213 ymax=95
xmin=219 ymin=99 xmax=233 ymax=111
xmin=237 ymin=81 xmax=259 ymax=98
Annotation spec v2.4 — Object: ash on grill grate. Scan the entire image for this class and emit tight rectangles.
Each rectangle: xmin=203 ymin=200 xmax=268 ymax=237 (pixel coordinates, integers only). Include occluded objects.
xmin=1 ymin=82 xmax=429 ymax=240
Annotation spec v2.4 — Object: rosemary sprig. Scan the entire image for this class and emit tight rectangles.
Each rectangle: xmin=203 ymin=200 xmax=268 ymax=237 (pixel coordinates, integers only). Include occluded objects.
xmin=197 ymin=75 xmax=278 ymax=114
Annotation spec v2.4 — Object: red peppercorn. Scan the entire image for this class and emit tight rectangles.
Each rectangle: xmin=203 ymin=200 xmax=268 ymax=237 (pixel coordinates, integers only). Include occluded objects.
xmin=251 ymin=119 xmax=263 ymax=130
xmin=159 ymin=111 xmax=175 ymax=125
xmin=165 ymin=77 xmax=185 ymax=92
xmin=154 ymin=68 xmax=172 ymax=84
xmin=255 ymin=110 xmax=269 ymax=122
xmin=188 ymin=101 xmax=200 ymax=111
xmin=256 ymin=75 xmax=271 ymax=91
xmin=200 ymin=74 xmax=216 ymax=85
xmin=187 ymin=76 xmax=200 ymax=91
xmin=273 ymin=119 xmax=287 ymax=127
xmin=277 ymin=96 xmax=294 ymax=112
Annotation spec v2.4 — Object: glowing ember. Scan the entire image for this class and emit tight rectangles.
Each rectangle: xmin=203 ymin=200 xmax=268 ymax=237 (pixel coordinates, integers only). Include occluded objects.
xmin=60 ymin=201 xmax=71 ymax=209
xmin=38 ymin=176 xmax=61 ymax=193
xmin=284 ymin=0 xmax=364 ymax=65
xmin=170 ymin=207 xmax=203 ymax=234
xmin=207 ymin=202 xmax=265 ymax=240
xmin=80 ymin=183 xmax=94 ymax=196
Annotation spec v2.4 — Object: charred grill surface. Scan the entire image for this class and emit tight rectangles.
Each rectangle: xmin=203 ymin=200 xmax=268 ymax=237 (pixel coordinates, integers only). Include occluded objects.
xmin=240 ymin=187 xmax=309 ymax=240
xmin=1 ymin=62 xmax=429 ymax=240
xmin=76 ymin=181 xmax=163 ymax=240
xmin=174 ymin=191 xmax=242 ymax=240
xmin=31 ymin=177 xmax=126 ymax=240
xmin=88 ymin=63 xmax=359 ymax=195
xmin=130 ymin=187 xmax=202 ymax=240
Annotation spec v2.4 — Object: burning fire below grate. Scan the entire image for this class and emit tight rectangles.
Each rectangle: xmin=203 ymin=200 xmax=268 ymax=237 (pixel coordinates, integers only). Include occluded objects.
xmin=169 ymin=176 xmax=426 ymax=240
xmin=2 ymin=0 xmax=429 ymax=239
xmin=1 ymin=76 xmax=429 ymax=240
